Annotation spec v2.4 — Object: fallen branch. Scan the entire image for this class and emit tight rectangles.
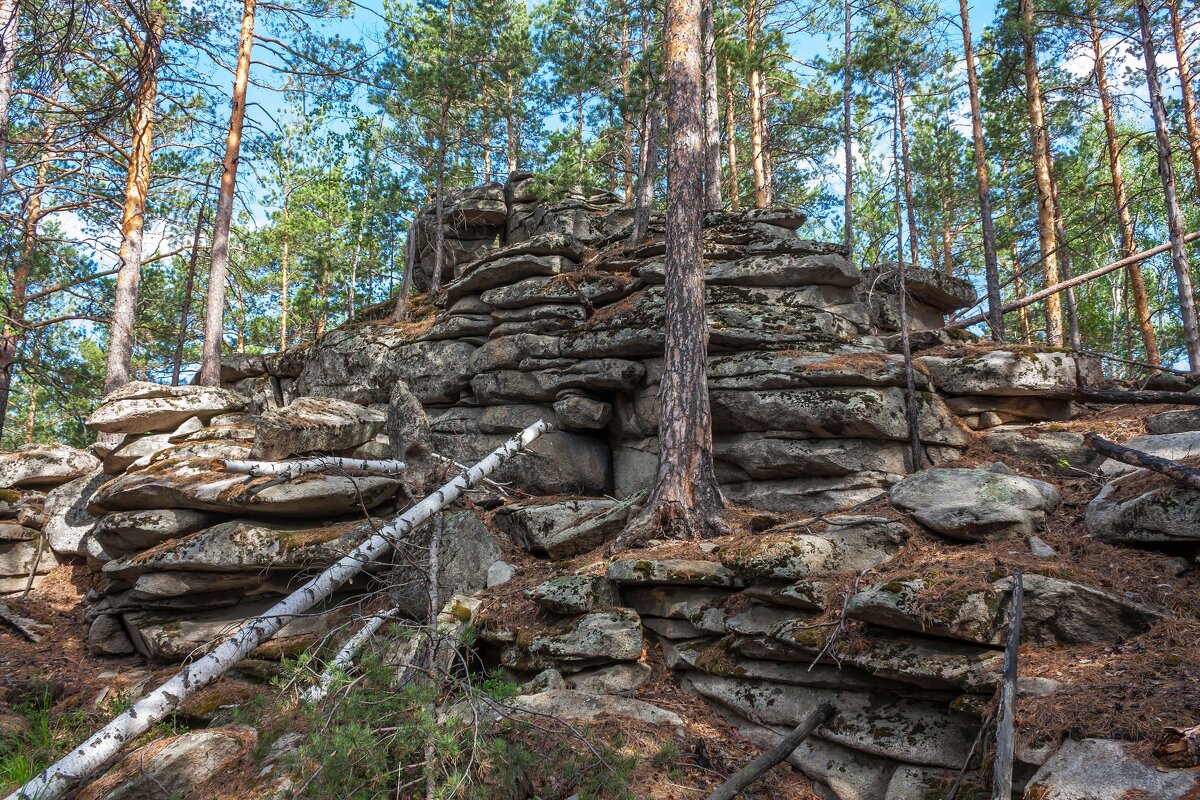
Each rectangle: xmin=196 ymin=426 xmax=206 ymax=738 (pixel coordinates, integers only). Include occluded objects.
xmin=222 ymin=457 xmax=406 ymax=478
xmin=948 ymin=231 xmax=1200 ymax=330
xmin=992 ymin=572 xmax=1023 ymax=800
xmin=0 ymin=605 xmax=44 ymax=643
xmin=704 ymin=701 xmax=836 ymax=800
xmin=5 ymin=420 xmax=548 ymax=800
xmin=303 ymin=609 xmax=400 ymax=703
xmin=1054 ymin=387 xmax=1200 ymax=405
xmin=1083 ymin=433 xmax=1200 ymax=490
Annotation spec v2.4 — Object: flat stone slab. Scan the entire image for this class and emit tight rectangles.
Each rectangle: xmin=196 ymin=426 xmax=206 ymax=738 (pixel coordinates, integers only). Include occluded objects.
xmin=93 ymin=509 xmax=219 ymax=554
xmin=526 ymin=575 xmax=617 ymax=615
xmin=890 ymin=467 xmax=1060 ymax=541
xmin=504 ymin=689 xmax=681 ymax=727
xmin=1026 ymin=738 xmax=1200 ymax=799
xmin=688 ymin=673 xmax=979 ymax=769
xmin=87 ymin=382 xmax=247 ymax=434
xmin=492 ymin=498 xmax=634 ymax=558
xmin=0 ymin=444 xmax=99 ymax=489
xmin=1086 ymin=468 xmax=1200 ymax=543
xmin=720 ymin=516 xmax=909 ymax=580
xmin=528 ymin=608 xmax=643 ymax=662
xmin=917 ymin=350 xmax=1084 ymax=396
xmin=608 ymin=558 xmax=744 ymax=587
xmin=88 ymin=457 xmax=400 ymax=518
xmin=250 ymin=396 xmax=385 ymax=460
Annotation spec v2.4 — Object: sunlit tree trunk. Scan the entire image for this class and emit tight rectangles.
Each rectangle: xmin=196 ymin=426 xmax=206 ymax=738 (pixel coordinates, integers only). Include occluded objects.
xmin=1088 ymin=6 xmax=1159 ymax=366
xmin=895 ymin=68 xmax=919 ymax=268
xmin=618 ymin=0 xmax=725 ymax=547
xmin=747 ymin=0 xmax=768 ymax=208
xmin=843 ymin=0 xmax=853 ymax=257
xmin=0 ymin=0 xmax=17 ymax=194
xmin=958 ymin=0 xmax=1001 ymax=338
xmin=1019 ymin=0 xmax=1063 ymax=346
xmin=199 ymin=0 xmax=256 ymax=386
xmin=1138 ymin=0 xmax=1200 ymax=370
xmin=620 ymin=21 xmax=634 ymax=202
xmin=724 ymin=56 xmax=739 ymax=210
xmin=173 ymin=177 xmax=210 ymax=385
xmin=505 ymin=77 xmax=520 ymax=174
xmin=1169 ymin=0 xmax=1200 ymax=194
xmin=701 ymin=0 xmax=721 ymax=209
xmin=632 ymin=85 xmax=661 ymax=244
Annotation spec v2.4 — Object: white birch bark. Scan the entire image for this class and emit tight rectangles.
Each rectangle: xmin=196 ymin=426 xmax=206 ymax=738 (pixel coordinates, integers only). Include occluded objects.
xmin=303 ymin=609 xmax=399 ymax=703
xmin=222 ymin=457 xmax=406 ymax=478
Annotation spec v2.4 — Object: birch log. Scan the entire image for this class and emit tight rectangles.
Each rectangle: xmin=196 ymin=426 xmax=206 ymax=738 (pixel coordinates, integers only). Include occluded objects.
xmin=303 ymin=609 xmax=399 ymax=703
xmin=5 ymin=420 xmax=548 ymax=800
xmin=222 ymin=457 xmax=406 ymax=478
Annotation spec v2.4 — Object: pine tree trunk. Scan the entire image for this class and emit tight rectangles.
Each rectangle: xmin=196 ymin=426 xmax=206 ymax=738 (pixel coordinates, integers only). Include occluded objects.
xmin=958 ymin=0 xmax=1001 ymax=339
xmin=632 ymin=85 xmax=661 ymax=244
xmin=430 ymin=99 xmax=450 ymax=295
xmin=0 ymin=0 xmax=17 ymax=195
xmin=23 ymin=385 xmax=34 ymax=444
xmin=505 ymin=77 xmax=520 ymax=174
xmin=1139 ymin=0 xmax=1200 ymax=370
xmin=104 ymin=12 xmax=163 ymax=396
xmin=172 ymin=177 xmax=210 ymax=386
xmin=199 ymin=0 xmax=256 ymax=387
xmin=1169 ymin=0 xmax=1200 ymax=194
xmin=896 ymin=69 xmax=919 ymax=268
xmin=724 ymin=56 xmax=740 ymax=210
xmin=747 ymin=0 xmax=768 ymax=208
xmin=1019 ymin=0 xmax=1063 ymax=347
xmin=843 ymin=0 xmax=853 ymax=258
xmin=759 ymin=70 xmax=773 ymax=205
xmin=1089 ymin=7 xmax=1160 ymax=366
xmin=618 ymin=0 xmax=726 ymax=547
xmin=701 ymin=0 xmax=722 ymax=209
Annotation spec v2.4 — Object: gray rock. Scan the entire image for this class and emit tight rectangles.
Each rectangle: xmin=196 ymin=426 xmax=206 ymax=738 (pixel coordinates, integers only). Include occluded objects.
xmin=1146 ymin=407 xmax=1200 ymax=434
xmin=0 ymin=523 xmax=39 ymax=542
xmin=985 ymin=428 xmax=1101 ymax=474
xmin=1025 ymin=738 xmax=1200 ymax=799
xmin=86 ymin=382 xmax=247 ymax=434
xmin=608 ymin=558 xmax=744 ymax=587
xmin=883 ymin=766 xmax=959 ymax=800
xmin=504 ymin=689 xmax=681 ymax=726
xmin=390 ymin=510 xmax=500 ymax=620
xmin=220 ymin=354 xmax=267 ymax=382
xmin=92 ymin=509 xmax=218 ymax=554
xmin=714 ymin=434 xmax=916 ymax=479
xmin=890 ymin=467 xmax=1060 ymax=541
xmin=1029 ymin=535 xmax=1057 ymax=557
xmin=0 ymin=539 xmax=58 ymax=578
xmin=526 ymin=575 xmax=617 ymax=614
xmin=480 ymin=273 xmax=633 ymax=309
xmin=122 ymin=599 xmax=335 ymax=661
xmin=706 ymin=349 xmax=928 ymax=391
xmin=250 ymin=396 xmax=385 ymax=460
xmin=1100 ymin=431 xmax=1200 ymax=475
xmin=838 ymin=635 xmax=1001 ymax=692
xmin=0 ymin=444 xmax=100 ymax=489
xmin=89 ymin=458 xmax=401 ymax=517
xmin=431 ymin=429 xmax=612 ymax=497
xmin=42 ymin=469 xmax=109 ymax=556
xmin=86 ymin=614 xmax=135 ymax=655
xmin=721 ymin=472 xmax=898 ymax=515
xmin=528 ymin=608 xmax=643 ymax=662
xmin=739 ymin=721 xmax=898 ymax=800
xmin=917 ymin=350 xmax=1085 ymax=396
xmin=719 ymin=516 xmax=909 ymax=580
xmin=641 ymin=252 xmax=860 ymax=288
xmin=101 ymin=517 xmax=380 ymax=578
xmin=564 ymin=662 xmax=651 ymax=694
xmin=76 ymin=727 xmax=255 ymax=800
xmin=688 ymin=673 xmax=978 ymax=768
xmin=445 ymin=253 xmax=577 ymax=303
xmin=486 ymin=560 xmax=516 ymax=587
xmin=620 ymin=585 xmax=731 ymax=619
xmin=471 ymin=359 xmax=645 ymax=404
xmin=553 ymin=395 xmax=612 ymax=430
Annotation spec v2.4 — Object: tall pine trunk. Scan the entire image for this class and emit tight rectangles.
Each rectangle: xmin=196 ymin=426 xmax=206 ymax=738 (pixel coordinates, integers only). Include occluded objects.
xmin=747 ymin=0 xmax=768 ymax=208
xmin=1088 ymin=7 xmax=1159 ymax=366
xmin=619 ymin=0 xmax=725 ymax=547
xmin=172 ymin=177 xmax=210 ymax=386
xmin=0 ymin=0 xmax=17 ymax=195
xmin=1019 ymin=0 xmax=1063 ymax=346
xmin=896 ymin=68 xmax=919 ymax=268
xmin=632 ymin=85 xmax=661 ymax=244
xmin=1169 ymin=0 xmax=1200 ymax=194
xmin=959 ymin=0 xmax=1002 ymax=339
xmin=104 ymin=11 xmax=164 ymax=395
xmin=1137 ymin=0 xmax=1200 ymax=370
xmin=843 ymin=0 xmax=853 ymax=257
xmin=701 ymin=0 xmax=721 ymax=209
xmin=199 ymin=0 xmax=256 ymax=387
xmin=724 ymin=56 xmax=739 ymax=210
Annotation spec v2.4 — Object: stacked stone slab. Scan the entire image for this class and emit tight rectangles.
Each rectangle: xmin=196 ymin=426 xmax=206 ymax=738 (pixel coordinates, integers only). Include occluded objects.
xmin=69 ymin=382 xmax=425 ymax=659
xmin=477 ymin=466 xmax=1171 ymax=799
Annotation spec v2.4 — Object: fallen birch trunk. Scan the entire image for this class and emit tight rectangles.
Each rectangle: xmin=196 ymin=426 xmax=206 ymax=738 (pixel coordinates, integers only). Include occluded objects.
xmin=1084 ymin=432 xmax=1200 ymax=490
xmin=5 ymin=420 xmax=548 ymax=800
xmin=303 ymin=608 xmax=399 ymax=703
xmin=222 ymin=456 xmax=406 ymax=478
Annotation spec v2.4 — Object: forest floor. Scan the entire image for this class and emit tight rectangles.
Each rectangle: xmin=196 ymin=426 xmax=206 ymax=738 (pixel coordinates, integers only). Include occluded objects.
xmin=1 ymin=401 xmax=1197 ymax=799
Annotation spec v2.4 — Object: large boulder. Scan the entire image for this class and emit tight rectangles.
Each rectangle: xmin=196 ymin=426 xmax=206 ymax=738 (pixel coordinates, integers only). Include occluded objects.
xmin=527 ymin=608 xmax=643 ymax=663
xmin=0 ymin=538 xmax=58 ymax=580
xmin=984 ymin=428 xmax=1101 ymax=475
xmin=250 ymin=396 xmax=385 ymax=460
xmin=846 ymin=574 xmax=1162 ymax=646
xmin=492 ymin=498 xmax=634 ymax=558
xmin=75 ymin=727 xmax=256 ymax=800
xmin=390 ymin=510 xmax=500 ymax=620
xmin=916 ymin=349 xmax=1085 ymax=396
xmin=88 ymin=458 xmax=401 ymax=517
xmin=1099 ymin=431 xmax=1200 ymax=475
xmin=1146 ymin=407 xmax=1200 ymax=435
xmin=0 ymin=444 xmax=100 ymax=489
xmin=1086 ymin=468 xmax=1200 ymax=543
xmin=122 ymin=599 xmax=335 ymax=661
xmin=86 ymin=382 xmax=247 ymax=434
xmin=42 ymin=469 xmax=109 ymax=556
xmin=92 ymin=509 xmax=222 ymax=556
xmin=720 ymin=516 xmax=910 ymax=581
xmin=1025 ymin=738 xmax=1200 ymax=800
xmin=889 ymin=467 xmax=1061 ymax=540
xmin=430 ymin=429 xmax=612 ymax=496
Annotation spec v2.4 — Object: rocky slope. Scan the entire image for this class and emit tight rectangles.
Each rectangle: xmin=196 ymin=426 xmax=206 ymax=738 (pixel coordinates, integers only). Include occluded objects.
xmin=1 ymin=177 xmax=1198 ymax=800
